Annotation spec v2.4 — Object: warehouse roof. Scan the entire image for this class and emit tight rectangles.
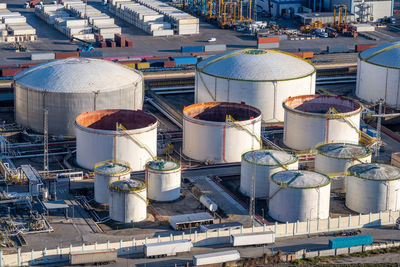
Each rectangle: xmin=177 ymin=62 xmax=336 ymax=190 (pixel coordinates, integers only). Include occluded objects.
xmin=359 ymin=41 xmax=400 ymax=68
xmin=197 ymin=49 xmax=315 ymax=81
xmin=15 ymin=58 xmax=142 ymax=93
xmin=270 ymin=170 xmax=330 ymax=188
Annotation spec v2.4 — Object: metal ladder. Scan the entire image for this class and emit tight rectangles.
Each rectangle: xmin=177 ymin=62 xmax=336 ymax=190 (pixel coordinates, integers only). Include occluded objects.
xmin=116 ymin=123 xmax=156 ymax=159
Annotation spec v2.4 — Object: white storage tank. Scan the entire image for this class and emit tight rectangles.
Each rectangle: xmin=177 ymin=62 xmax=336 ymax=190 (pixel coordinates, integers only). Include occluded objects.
xmin=146 ymin=160 xmax=181 ymax=201
xmin=94 ymin=160 xmax=131 ymax=204
xmin=14 ymin=58 xmax=144 ymax=136
xmin=283 ymin=95 xmax=362 ymax=151
xmin=356 ymin=42 xmax=400 ymax=107
xmin=315 ymin=142 xmax=372 ymax=193
xmin=346 ymin=163 xmax=400 ymax=213
xmin=269 ymin=170 xmax=331 ymax=222
xmin=183 ymin=102 xmax=262 ymax=163
xmin=195 ymin=49 xmax=316 ymax=122
xmin=109 ymin=179 xmax=147 ymax=223
xmin=240 ymin=149 xmax=299 ymax=198
xmin=75 ymin=109 xmax=158 ymax=171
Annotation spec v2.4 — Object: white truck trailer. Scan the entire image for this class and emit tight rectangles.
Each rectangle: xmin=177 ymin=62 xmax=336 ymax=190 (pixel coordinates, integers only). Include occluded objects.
xmin=69 ymin=249 xmax=117 ymax=265
xmin=193 ymin=250 xmax=240 ymax=266
xmin=144 ymin=239 xmax=192 ymax=258
xmin=230 ymin=231 xmax=275 ymax=247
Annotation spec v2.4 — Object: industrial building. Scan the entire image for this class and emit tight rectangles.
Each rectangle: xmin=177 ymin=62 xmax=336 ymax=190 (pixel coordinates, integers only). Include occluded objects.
xmin=269 ymin=170 xmax=331 ymax=222
xmin=346 ymin=163 xmax=400 ymax=213
xmin=146 ymin=160 xmax=181 ymax=201
xmin=75 ymin=109 xmax=158 ymax=171
xmin=183 ymin=102 xmax=262 ymax=163
xmin=109 ymin=179 xmax=147 ymax=223
xmin=240 ymin=149 xmax=299 ymax=198
xmin=195 ymin=49 xmax=316 ymax=123
xmin=356 ymin=42 xmax=400 ymax=107
xmin=14 ymin=58 xmax=144 ymax=136
xmin=283 ymin=94 xmax=363 ymax=151
xmin=328 ymin=0 xmax=393 ymax=22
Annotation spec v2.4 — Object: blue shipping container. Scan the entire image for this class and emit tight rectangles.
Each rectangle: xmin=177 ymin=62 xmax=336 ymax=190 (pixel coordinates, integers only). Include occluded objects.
xmin=173 ymin=57 xmax=198 ymax=65
xmin=181 ymin=46 xmax=204 ymax=53
xmin=367 ymin=129 xmax=378 ymax=138
xmin=329 ymin=235 xmax=373 ymax=249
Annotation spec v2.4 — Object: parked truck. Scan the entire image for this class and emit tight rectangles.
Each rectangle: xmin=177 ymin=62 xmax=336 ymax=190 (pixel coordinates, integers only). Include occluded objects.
xmin=193 ymin=250 xmax=241 ymax=266
xmin=144 ymin=239 xmax=192 ymax=258
xmin=69 ymin=249 xmax=117 ymax=265
xmin=230 ymin=231 xmax=275 ymax=247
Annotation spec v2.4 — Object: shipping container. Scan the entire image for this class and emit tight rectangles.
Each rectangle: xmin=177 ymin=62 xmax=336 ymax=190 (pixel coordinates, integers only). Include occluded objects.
xmin=1 ymin=68 xmax=25 ymax=77
xmin=327 ymin=45 xmax=349 ymax=53
xmin=136 ymin=62 xmax=150 ymax=69
xmin=55 ymin=52 xmax=80 ymax=59
xmin=144 ymin=239 xmax=192 ymax=257
xmin=355 ymin=44 xmax=377 ymax=52
xmin=193 ymin=250 xmax=240 ymax=266
xmin=230 ymin=231 xmax=275 ymax=247
xmin=302 ymin=51 xmax=314 ymax=59
xmin=125 ymin=39 xmax=133 ymax=47
xmin=172 ymin=56 xmax=197 ymax=65
xmin=163 ymin=61 xmax=176 ymax=68
xmin=257 ymin=43 xmax=279 ymax=49
xmin=79 ymin=51 xmax=103 ymax=58
xmin=125 ymin=63 xmax=136 ymax=69
xmin=288 ymin=51 xmax=303 ymax=57
xmin=204 ymin=44 xmax=226 ymax=52
xmin=257 ymin=37 xmax=280 ymax=44
xmin=328 ymin=235 xmax=373 ymax=249
xmin=31 ymin=53 xmax=55 ymax=61
xmin=99 ymin=41 xmax=107 ymax=48
xmin=181 ymin=45 xmax=203 ymax=53
xmin=70 ymin=249 xmax=117 ymax=265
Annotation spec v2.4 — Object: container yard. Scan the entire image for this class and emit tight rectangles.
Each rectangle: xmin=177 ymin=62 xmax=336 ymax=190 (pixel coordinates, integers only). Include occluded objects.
xmin=0 ymin=0 xmax=399 ymax=265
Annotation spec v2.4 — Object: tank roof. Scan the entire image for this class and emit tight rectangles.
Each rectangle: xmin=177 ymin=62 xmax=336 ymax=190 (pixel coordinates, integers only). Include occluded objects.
xmin=197 ymin=49 xmax=316 ymax=81
xmin=183 ymin=102 xmax=261 ymax=122
xmin=242 ymin=149 xmax=297 ymax=166
xmin=94 ymin=160 xmax=131 ymax=176
xmin=147 ymin=160 xmax=180 ymax=171
xmin=283 ymin=95 xmax=362 ymax=117
xmin=109 ymin=179 xmax=146 ymax=192
xmin=347 ymin=163 xmax=400 ymax=181
xmin=75 ymin=109 xmax=157 ymax=131
xmin=316 ymin=143 xmax=371 ymax=159
xmin=270 ymin=170 xmax=330 ymax=189
xmin=14 ymin=58 xmax=142 ymax=93
xmin=359 ymin=41 xmax=400 ymax=69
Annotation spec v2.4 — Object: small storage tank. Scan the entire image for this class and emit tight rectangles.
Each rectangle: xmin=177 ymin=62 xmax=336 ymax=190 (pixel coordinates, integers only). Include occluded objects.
xmin=315 ymin=142 xmax=372 ymax=193
xmin=240 ymin=149 xmax=299 ymax=198
xmin=283 ymin=95 xmax=362 ymax=151
xmin=183 ymin=102 xmax=262 ymax=163
xmin=109 ymin=179 xmax=147 ymax=223
xmin=75 ymin=109 xmax=158 ymax=171
xmin=94 ymin=160 xmax=131 ymax=204
xmin=146 ymin=160 xmax=181 ymax=201
xmin=269 ymin=170 xmax=331 ymax=222
xmin=346 ymin=163 xmax=400 ymax=213
xmin=199 ymin=195 xmax=218 ymax=212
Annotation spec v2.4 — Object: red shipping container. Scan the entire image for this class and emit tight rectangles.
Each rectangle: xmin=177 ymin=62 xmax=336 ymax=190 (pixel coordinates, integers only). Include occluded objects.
xmin=288 ymin=51 xmax=303 ymax=57
xmin=100 ymin=41 xmax=107 ymax=48
xmin=94 ymin=34 xmax=103 ymax=41
xmin=355 ymin=44 xmax=377 ymax=52
xmin=150 ymin=56 xmax=171 ymax=60
xmin=0 ymin=64 xmax=18 ymax=68
xmin=110 ymin=41 xmax=116 ymax=48
xmin=118 ymin=60 xmax=141 ymax=64
xmin=19 ymin=63 xmax=37 ymax=68
xmin=55 ymin=52 xmax=79 ymax=59
xmin=125 ymin=39 xmax=133 ymax=47
xmin=1 ymin=68 xmax=25 ymax=77
xmin=257 ymin=37 xmax=280 ymax=44
xmin=163 ymin=61 xmax=176 ymax=68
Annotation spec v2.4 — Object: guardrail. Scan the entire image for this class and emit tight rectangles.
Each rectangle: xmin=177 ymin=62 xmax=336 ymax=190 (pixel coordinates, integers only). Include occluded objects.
xmin=1 ymin=210 xmax=399 ymax=266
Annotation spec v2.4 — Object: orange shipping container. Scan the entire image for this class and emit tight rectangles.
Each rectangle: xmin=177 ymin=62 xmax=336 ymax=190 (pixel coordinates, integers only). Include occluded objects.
xmin=302 ymin=51 xmax=314 ymax=59
xmin=55 ymin=52 xmax=79 ymax=59
xmin=257 ymin=37 xmax=280 ymax=44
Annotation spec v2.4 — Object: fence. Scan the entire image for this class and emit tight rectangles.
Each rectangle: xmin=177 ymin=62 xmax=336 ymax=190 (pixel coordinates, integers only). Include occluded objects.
xmin=1 ymin=210 xmax=399 ymax=266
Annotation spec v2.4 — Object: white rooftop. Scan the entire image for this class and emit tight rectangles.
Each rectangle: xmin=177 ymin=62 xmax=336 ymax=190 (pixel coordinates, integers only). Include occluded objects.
xmin=242 ymin=149 xmax=297 ymax=165
xmin=271 ymin=170 xmax=330 ymax=188
xmin=359 ymin=41 xmax=400 ymax=68
xmin=348 ymin=163 xmax=400 ymax=181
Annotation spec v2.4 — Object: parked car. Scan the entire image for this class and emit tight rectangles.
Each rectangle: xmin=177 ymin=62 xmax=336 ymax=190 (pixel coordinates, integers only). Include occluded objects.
xmin=208 ymin=37 xmax=216 ymax=42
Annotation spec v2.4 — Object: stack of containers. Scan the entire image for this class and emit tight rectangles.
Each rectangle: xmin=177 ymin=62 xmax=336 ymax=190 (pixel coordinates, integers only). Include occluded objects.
xmin=110 ymin=0 xmax=173 ymax=36
xmin=257 ymin=37 xmax=280 ymax=49
xmin=135 ymin=0 xmax=199 ymax=35
xmin=35 ymin=4 xmax=70 ymax=24
xmin=0 ymin=6 xmax=37 ymax=43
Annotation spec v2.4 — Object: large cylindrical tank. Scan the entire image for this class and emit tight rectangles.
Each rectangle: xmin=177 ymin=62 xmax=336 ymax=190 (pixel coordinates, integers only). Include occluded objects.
xmin=283 ymin=95 xmax=362 ymax=151
xmin=240 ymin=149 xmax=299 ymax=198
xmin=94 ymin=160 xmax=131 ymax=204
xmin=109 ymin=179 xmax=147 ymax=223
xmin=183 ymin=102 xmax=262 ymax=163
xmin=146 ymin=160 xmax=181 ymax=201
xmin=356 ymin=42 xmax=400 ymax=108
xmin=75 ymin=109 xmax=158 ymax=171
xmin=14 ymin=58 xmax=144 ymax=136
xmin=269 ymin=170 xmax=331 ymax=222
xmin=315 ymin=142 xmax=372 ymax=193
xmin=195 ymin=49 xmax=316 ymax=122
xmin=346 ymin=163 xmax=400 ymax=213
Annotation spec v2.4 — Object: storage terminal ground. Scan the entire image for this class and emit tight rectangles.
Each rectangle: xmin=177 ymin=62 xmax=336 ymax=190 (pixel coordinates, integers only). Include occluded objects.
xmin=0 ymin=0 xmax=399 ymax=266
